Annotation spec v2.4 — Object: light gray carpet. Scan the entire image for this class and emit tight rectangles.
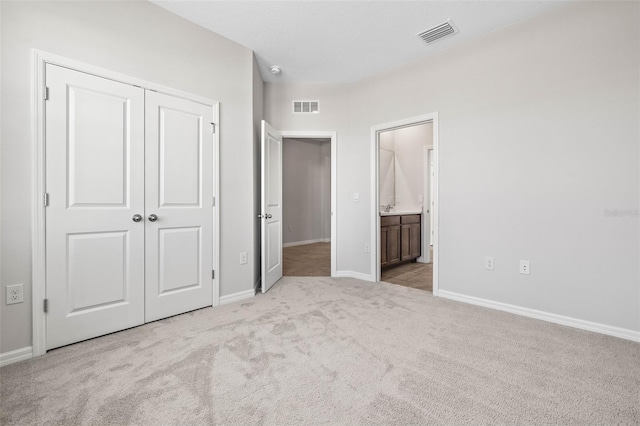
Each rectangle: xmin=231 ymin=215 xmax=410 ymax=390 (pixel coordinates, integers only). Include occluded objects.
xmin=1 ymin=277 xmax=639 ymax=425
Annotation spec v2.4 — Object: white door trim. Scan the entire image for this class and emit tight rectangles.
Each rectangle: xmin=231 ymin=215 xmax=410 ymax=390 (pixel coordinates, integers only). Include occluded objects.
xmin=370 ymin=113 xmax=439 ymax=295
xmin=31 ymin=50 xmax=221 ymax=357
xmin=280 ymin=131 xmax=337 ymax=277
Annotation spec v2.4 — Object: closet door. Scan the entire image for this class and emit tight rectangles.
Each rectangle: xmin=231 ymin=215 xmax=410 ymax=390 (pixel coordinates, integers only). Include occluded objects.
xmin=45 ymin=64 xmax=145 ymax=349
xmin=144 ymin=92 xmax=214 ymax=322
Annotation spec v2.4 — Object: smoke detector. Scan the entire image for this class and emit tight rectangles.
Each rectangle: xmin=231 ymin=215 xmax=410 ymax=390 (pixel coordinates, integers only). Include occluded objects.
xmin=270 ymin=66 xmax=281 ymax=75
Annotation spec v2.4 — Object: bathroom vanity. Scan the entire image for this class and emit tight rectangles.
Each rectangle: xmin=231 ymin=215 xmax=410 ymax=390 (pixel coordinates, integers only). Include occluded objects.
xmin=380 ymin=213 xmax=421 ymax=269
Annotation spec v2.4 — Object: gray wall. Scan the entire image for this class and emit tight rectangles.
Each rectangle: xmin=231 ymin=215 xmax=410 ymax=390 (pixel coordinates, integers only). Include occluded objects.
xmin=265 ymin=2 xmax=640 ymax=333
xmin=253 ymin=55 xmax=264 ymax=291
xmin=283 ymin=138 xmax=331 ymax=245
xmin=0 ymin=1 xmax=256 ymax=353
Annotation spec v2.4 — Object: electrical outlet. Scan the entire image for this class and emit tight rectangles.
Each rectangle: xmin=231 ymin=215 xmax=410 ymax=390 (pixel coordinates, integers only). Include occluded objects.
xmin=485 ymin=257 xmax=495 ymax=271
xmin=364 ymin=244 xmax=370 ymax=253
xmin=240 ymin=252 xmax=248 ymax=265
xmin=6 ymin=284 xmax=23 ymax=305
xmin=519 ymin=260 xmax=530 ymax=275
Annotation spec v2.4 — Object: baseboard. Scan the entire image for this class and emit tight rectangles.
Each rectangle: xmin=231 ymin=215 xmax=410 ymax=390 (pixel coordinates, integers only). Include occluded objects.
xmin=0 ymin=346 xmax=33 ymax=367
xmin=283 ymin=239 xmax=323 ymax=248
xmin=219 ymin=289 xmax=256 ymax=306
xmin=334 ymin=270 xmax=376 ymax=282
xmin=321 ymin=238 xmax=331 ymax=243
xmin=439 ymin=290 xmax=640 ymax=343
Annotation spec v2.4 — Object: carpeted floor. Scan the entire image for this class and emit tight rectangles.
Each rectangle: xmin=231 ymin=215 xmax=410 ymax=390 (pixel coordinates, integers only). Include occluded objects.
xmin=1 ymin=277 xmax=639 ymax=425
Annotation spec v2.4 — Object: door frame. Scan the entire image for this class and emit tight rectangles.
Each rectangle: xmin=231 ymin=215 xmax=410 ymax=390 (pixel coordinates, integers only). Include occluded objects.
xmin=370 ymin=113 xmax=439 ymax=295
xmin=280 ymin=130 xmax=337 ymax=277
xmin=31 ymin=50 xmax=221 ymax=357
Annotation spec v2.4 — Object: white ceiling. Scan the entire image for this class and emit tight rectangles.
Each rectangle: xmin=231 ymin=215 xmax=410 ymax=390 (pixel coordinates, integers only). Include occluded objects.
xmin=151 ymin=1 xmax=568 ymax=84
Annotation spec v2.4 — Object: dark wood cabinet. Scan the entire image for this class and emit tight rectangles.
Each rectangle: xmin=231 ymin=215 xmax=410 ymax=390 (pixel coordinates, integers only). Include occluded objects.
xmin=381 ymin=214 xmax=421 ymax=270
xmin=380 ymin=216 xmax=401 ymax=268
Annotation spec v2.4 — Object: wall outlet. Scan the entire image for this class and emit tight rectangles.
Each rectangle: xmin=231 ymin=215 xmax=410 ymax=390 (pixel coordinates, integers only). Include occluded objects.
xmin=240 ymin=252 xmax=248 ymax=265
xmin=519 ymin=260 xmax=530 ymax=275
xmin=353 ymin=192 xmax=360 ymax=202
xmin=485 ymin=257 xmax=495 ymax=271
xmin=6 ymin=284 xmax=24 ymax=305
xmin=364 ymin=244 xmax=370 ymax=253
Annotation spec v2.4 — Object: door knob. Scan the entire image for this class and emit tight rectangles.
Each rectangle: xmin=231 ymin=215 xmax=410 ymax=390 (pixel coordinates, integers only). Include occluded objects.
xmin=132 ymin=214 xmax=142 ymax=222
xmin=148 ymin=214 xmax=158 ymax=222
xmin=266 ymin=214 xmax=273 ymax=219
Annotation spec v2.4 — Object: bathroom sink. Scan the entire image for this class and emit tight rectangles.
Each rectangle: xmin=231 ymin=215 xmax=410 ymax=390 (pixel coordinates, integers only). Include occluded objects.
xmin=379 ymin=209 xmax=422 ymax=216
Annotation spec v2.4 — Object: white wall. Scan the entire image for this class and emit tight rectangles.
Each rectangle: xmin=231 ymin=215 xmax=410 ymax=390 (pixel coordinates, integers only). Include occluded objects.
xmin=253 ymin=55 xmax=264 ymax=291
xmin=283 ymin=138 xmax=331 ymax=245
xmin=265 ymin=2 xmax=640 ymax=334
xmin=0 ymin=1 xmax=257 ymax=353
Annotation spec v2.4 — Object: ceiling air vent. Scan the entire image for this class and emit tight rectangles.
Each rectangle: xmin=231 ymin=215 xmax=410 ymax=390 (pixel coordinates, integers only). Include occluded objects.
xmin=417 ymin=20 xmax=458 ymax=45
xmin=293 ymin=100 xmax=319 ymax=114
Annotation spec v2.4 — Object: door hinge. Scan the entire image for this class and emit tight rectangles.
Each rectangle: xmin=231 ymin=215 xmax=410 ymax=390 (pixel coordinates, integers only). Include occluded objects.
xmin=212 ymin=196 xmax=215 ymax=207
xmin=211 ymin=122 xmax=216 ymax=134
xmin=44 ymin=87 xmax=49 ymax=101
xmin=44 ymin=192 xmax=49 ymax=207
xmin=43 ymin=298 xmax=48 ymax=313
xmin=212 ymin=270 xmax=215 ymax=279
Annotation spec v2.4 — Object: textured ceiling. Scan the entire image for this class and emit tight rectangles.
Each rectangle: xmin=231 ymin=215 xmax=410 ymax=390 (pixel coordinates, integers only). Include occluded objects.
xmin=150 ymin=1 xmax=568 ymax=84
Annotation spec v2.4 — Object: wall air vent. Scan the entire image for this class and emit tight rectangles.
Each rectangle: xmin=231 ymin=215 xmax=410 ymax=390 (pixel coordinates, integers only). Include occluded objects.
xmin=417 ymin=20 xmax=458 ymax=45
xmin=293 ymin=100 xmax=319 ymax=114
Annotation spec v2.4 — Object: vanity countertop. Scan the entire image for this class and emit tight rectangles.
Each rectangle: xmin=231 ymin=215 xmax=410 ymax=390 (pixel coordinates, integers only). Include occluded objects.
xmin=379 ymin=209 xmax=422 ymax=216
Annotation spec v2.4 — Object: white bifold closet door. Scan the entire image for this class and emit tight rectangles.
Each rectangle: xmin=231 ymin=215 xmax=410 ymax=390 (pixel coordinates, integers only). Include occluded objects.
xmin=45 ymin=64 xmax=213 ymax=350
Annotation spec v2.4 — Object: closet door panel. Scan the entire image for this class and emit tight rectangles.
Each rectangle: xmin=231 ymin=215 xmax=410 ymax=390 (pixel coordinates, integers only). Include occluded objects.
xmin=145 ymin=91 xmax=214 ymax=322
xmin=45 ymin=64 xmax=145 ymax=350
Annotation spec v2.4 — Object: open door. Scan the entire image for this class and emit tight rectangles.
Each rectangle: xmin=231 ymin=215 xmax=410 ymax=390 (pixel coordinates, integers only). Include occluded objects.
xmin=261 ymin=120 xmax=283 ymax=293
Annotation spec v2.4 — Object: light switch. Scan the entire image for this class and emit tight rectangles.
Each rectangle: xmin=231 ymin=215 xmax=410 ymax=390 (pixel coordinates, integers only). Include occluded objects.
xmin=354 ymin=192 xmax=360 ymax=202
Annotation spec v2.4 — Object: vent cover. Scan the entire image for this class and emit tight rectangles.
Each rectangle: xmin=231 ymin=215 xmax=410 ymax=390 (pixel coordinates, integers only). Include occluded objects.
xmin=293 ymin=100 xmax=319 ymax=114
xmin=417 ymin=20 xmax=458 ymax=45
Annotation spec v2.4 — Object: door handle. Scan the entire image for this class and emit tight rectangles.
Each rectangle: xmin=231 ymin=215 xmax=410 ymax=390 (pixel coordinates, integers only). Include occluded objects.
xmin=132 ymin=214 xmax=143 ymax=222
xmin=148 ymin=214 xmax=158 ymax=222
xmin=266 ymin=214 xmax=273 ymax=219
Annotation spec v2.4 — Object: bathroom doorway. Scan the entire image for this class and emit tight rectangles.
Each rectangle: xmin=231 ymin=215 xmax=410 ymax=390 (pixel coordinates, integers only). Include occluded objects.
xmin=371 ymin=113 xmax=439 ymax=295
xmin=281 ymin=132 xmax=336 ymax=277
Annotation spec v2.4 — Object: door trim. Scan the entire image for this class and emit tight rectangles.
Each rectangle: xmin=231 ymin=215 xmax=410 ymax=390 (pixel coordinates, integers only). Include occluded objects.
xmin=31 ymin=50 xmax=221 ymax=357
xmin=370 ymin=113 xmax=439 ymax=295
xmin=280 ymin=131 xmax=337 ymax=277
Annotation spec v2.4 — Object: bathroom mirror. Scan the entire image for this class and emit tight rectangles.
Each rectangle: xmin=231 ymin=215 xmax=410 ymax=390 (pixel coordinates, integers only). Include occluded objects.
xmin=379 ymin=148 xmax=395 ymax=208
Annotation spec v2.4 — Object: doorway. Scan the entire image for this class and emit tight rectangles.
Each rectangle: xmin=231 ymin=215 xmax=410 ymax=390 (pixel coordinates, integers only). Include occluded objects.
xmin=282 ymin=137 xmax=332 ymax=276
xmin=281 ymin=131 xmax=337 ymax=278
xmin=259 ymin=125 xmax=337 ymax=293
xmin=370 ymin=113 xmax=439 ymax=295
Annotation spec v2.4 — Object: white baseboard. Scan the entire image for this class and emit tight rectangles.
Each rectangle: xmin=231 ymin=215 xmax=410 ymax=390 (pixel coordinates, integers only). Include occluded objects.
xmin=219 ymin=289 xmax=256 ymax=306
xmin=439 ymin=290 xmax=640 ymax=343
xmin=0 ymin=346 xmax=33 ymax=367
xmin=283 ymin=239 xmax=329 ymax=248
xmin=334 ymin=270 xmax=376 ymax=282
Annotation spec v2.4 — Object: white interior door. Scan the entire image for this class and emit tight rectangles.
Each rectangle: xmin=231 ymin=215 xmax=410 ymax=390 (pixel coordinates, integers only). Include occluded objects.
xmin=45 ymin=64 xmax=145 ymax=349
xmin=261 ymin=120 xmax=283 ymax=293
xmin=144 ymin=91 xmax=214 ymax=322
